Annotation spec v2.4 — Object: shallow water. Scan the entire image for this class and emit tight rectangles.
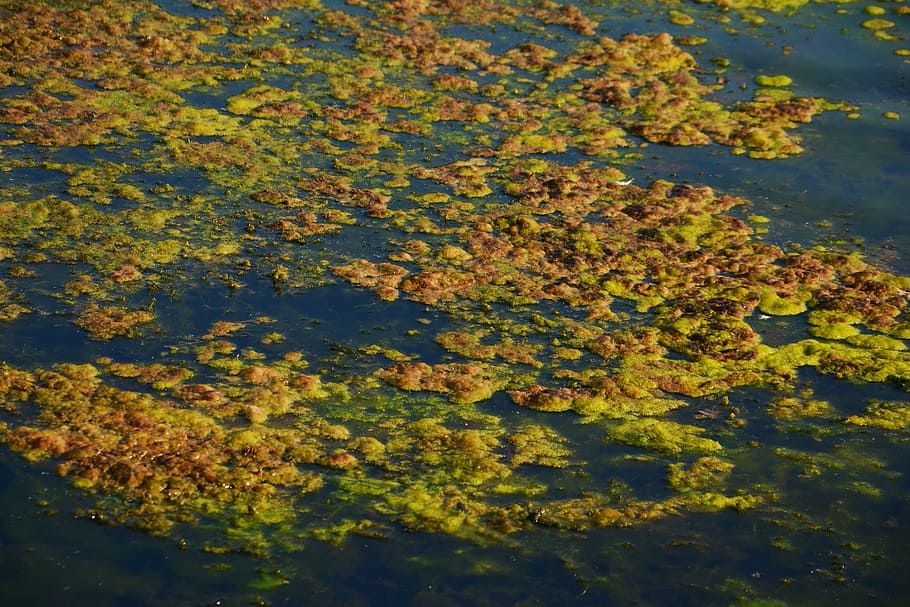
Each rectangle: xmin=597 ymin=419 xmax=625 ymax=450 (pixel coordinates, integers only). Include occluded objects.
xmin=2 ymin=1 xmax=909 ymax=605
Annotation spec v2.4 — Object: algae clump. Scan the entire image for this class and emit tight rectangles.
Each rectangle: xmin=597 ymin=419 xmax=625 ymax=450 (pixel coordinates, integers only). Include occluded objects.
xmin=755 ymin=74 xmax=793 ymax=87
xmin=608 ymin=418 xmax=723 ymax=456
xmin=844 ymin=400 xmax=910 ymax=431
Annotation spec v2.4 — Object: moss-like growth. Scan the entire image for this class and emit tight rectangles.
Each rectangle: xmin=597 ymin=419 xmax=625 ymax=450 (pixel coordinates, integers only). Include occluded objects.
xmin=75 ymin=304 xmax=156 ymax=340
xmin=809 ymin=322 xmax=861 ymax=340
xmin=844 ymin=400 xmax=910 ymax=431
xmin=767 ymin=395 xmax=832 ymax=419
xmin=755 ymin=74 xmax=793 ymax=87
xmin=667 ymin=456 xmax=734 ymax=492
xmin=509 ymin=425 xmax=573 ymax=468
xmin=862 ymin=19 xmax=895 ymax=30
xmin=0 ymin=0 xmax=906 ymax=575
xmin=376 ymin=362 xmax=515 ymax=404
xmin=608 ymin=418 xmax=723 ymax=456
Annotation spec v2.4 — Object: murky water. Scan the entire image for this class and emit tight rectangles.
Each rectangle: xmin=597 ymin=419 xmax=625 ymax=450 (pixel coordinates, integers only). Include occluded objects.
xmin=2 ymin=1 xmax=909 ymax=605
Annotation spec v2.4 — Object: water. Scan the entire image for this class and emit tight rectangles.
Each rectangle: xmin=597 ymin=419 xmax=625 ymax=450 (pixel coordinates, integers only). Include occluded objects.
xmin=2 ymin=1 xmax=909 ymax=605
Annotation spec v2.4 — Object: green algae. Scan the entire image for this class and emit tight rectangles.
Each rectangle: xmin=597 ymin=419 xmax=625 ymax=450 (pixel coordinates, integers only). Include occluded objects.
xmin=809 ymin=322 xmax=861 ymax=340
xmin=755 ymin=74 xmax=793 ymax=87
xmin=669 ymin=10 xmax=696 ymax=26
xmin=435 ymin=330 xmax=542 ymax=367
xmin=667 ymin=456 xmax=734 ymax=492
xmin=75 ymin=304 xmax=156 ymax=340
xmin=508 ymin=425 xmax=573 ymax=468
xmin=608 ymin=418 xmax=724 ymax=456
xmin=843 ymin=399 xmax=910 ymax=431
xmin=767 ymin=394 xmax=833 ymax=419
xmin=375 ymin=362 xmax=519 ymax=404
xmin=758 ymin=289 xmax=809 ymax=316
xmin=861 ymin=18 xmax=895 ymax=30
xmin=844 ymin=333 xmax=907 ymax=351
xmin=0 ymin=0 xmax=906 ymax=585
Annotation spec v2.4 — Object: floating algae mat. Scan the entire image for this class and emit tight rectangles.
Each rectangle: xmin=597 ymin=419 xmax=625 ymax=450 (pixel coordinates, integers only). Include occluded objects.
xmin=1 ymin=0 xmax=909 ymax=604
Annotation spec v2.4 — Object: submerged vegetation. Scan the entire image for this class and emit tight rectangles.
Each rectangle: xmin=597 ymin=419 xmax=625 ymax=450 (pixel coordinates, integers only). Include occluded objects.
xmin=0 ymin=0 xmax=908 ymax=601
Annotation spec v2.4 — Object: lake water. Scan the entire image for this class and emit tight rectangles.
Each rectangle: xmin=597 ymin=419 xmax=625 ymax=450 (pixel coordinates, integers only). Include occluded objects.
xmin=1 ymin=1 xmax=909 ymax=605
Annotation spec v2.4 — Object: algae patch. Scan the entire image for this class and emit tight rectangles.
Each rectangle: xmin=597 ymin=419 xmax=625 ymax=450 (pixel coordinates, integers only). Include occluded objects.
xmin=0 ymin=0 xmax=906 ymax=581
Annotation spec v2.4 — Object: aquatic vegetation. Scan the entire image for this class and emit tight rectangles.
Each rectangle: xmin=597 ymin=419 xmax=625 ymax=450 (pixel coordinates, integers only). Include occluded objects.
xmin=569 ymin=31 xmax=845 ymax=158
xmin=667 ymin=456 xmax=735 ymax=492
xmin=843 ymin=399 xmax=910 ymax=431
xmin=75 ymin=304 xmax=156 ymax=340
xmin=508 ymin=424 xmax=574 ymax=468
xmin=332 ymin=259 xmax=409 ymax=301
xmin=608 ymin=418 xmax=724 ymax=456
xmin=0 ymin=2 xmax=908 ymax=603
xmin=376 ymin=361 xmax=516 ymax=404
xmin=755 ymin=74 xmax=793 ymax=88
xmin=861 ymin=18 xmax=896 ymax=31
xmin=435 ymin=330 xmax=542 ymax=367
xmin=767 ymin=394 xmax=833 ymax=419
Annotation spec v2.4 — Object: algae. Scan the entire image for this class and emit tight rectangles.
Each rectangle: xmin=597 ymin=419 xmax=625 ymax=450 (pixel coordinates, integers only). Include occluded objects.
xmin=608 ymin=418 xmax=724 ymax=456
xmin=0 ymin=0 xmax=907 ymax=585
